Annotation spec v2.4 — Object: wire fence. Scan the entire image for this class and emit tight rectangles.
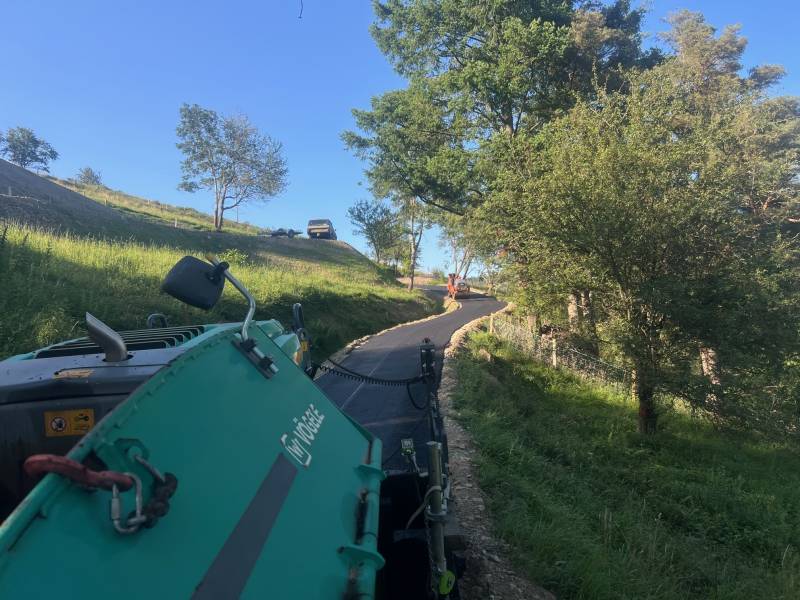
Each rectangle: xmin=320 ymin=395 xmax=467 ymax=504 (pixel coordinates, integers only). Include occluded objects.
xmin=492 ymin=315 xmax=631 ymax=393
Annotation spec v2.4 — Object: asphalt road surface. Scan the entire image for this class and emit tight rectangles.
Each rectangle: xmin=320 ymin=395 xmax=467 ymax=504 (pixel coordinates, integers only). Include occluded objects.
xmin=315 ymin=287 xmax=505 ymax=470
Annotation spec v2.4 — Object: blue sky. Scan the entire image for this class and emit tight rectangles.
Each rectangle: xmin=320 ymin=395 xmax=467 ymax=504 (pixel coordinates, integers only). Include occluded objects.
xmin=2 ymin=1 xmax=798 ymax=272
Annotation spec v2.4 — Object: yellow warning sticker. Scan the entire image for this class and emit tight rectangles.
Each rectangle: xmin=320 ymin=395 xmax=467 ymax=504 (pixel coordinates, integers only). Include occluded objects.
xmin=301 ymin=340 xmax=309 ymax=352
xmin=44 ymin=409 xmax=95 ymax=437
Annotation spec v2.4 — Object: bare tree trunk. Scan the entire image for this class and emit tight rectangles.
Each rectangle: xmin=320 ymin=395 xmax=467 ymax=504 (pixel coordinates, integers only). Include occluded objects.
xmin=632 ymin=368 xmax=657 ymax=434
xmin=567 ymin=291 xmax=582 ymax=332
xmin=403 ymin=198 xmax=425 ymax=291
xmin=461 ymin=254 xmax=473 ymax=280
xmin=581 ymin=289 xmax=599 ymax=355
xmin=526 ymin=313 xmax=539 ymax=335
xmin=408 ymin=208 xmax=416 ymax=291
xmin=408 ymin=226 xmax=423 ymax=291
xmin=699 ymin=346 xmax=723 ymax=416
xmin=214 ymin=197 xmax=224 ymax=231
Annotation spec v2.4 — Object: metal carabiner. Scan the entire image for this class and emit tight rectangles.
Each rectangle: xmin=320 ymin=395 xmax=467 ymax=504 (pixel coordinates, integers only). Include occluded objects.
xmin=110 ymin=472 xmax=147 ymax=534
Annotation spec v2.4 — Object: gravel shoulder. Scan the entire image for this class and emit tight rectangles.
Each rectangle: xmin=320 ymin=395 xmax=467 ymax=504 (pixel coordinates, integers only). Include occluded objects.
xmin=441 ymin=311 xmax=556 ymax=600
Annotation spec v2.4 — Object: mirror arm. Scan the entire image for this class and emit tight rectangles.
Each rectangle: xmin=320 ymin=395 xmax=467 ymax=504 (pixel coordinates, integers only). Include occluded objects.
xmin=207 ymin=255 xmax=256 ymax=341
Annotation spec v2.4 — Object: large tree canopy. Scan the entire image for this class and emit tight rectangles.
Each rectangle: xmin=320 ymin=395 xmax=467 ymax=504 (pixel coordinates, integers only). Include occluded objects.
xmin=482 ymin=14 xmax=800 ymax=432
xmin=346 ymin=0 xmax=660 ymax=217
xmin=176 ymin=103 xmax=288 ymax=231
xmin=371 ymin=0 xmax=660 ymax=136
xmin=349 ymin=4 xmax=799 ymax=434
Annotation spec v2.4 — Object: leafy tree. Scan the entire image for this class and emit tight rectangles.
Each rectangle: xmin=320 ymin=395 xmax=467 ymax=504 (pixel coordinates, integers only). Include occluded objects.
xmin=76 ymin=167 xmax=103 ymax=186
xmin=398 ymin=196 xmax=432 ymax=290
xmin=438 ymin=214 xmax=475 ymax=278
xmin=371 ymin=0 xmax=659 ymax=137
xmin=483 ymin=20 xmax=799 ymax=433
xmin=176 ymin=103 xmax=288 ymax=231
xmin=0 ymin=127 xmax=59 ymax=172
xmin=385 ymin=234 xmax=411 ymax=278
xmin=347 ymin=198 xmax=401 ymax=263
xmin=346 ymin=0 xmax=660 ymax=228
xmin=344 ymin=81 xmax=475 ymax=216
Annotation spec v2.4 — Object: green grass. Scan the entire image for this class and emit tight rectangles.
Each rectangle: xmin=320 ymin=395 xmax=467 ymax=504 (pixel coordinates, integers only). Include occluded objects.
xmin=452 ymin=331 xmax=800 ymax=599
xmin=0 ymin=222 xmax=438 ymax=360
xmin=48 ymin=177 xmax=265 ymax=236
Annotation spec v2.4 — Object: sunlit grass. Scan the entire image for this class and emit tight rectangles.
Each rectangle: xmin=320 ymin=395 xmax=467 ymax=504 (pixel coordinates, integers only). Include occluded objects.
xmin=452 ymin=330 xmax=800 ymax=599
xmin=0 ymin=222 xmax=437 ymax=359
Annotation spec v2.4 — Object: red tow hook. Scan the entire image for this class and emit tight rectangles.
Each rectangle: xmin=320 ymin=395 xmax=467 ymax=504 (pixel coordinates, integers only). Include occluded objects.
xmin=23 ymin=454 xmax=134 ymax=491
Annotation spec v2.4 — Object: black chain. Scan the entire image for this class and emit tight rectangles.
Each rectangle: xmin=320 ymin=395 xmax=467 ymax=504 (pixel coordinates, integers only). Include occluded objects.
xmin=145 ymin=472 xmax=178 ymax=528
xmin=129 ymin=472 xmax=178 ymax=529
xmin=314 ymin=357 xmax=427 ymax=387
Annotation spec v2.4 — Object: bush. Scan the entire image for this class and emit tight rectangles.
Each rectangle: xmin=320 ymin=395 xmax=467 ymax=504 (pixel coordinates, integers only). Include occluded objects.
xmin=76 ymin=167 xmax=103 ymax=186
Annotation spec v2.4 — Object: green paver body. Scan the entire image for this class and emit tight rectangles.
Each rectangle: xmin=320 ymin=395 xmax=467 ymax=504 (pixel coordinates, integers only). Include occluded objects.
xmin=0 ymin=320 xmax=383 ymax=598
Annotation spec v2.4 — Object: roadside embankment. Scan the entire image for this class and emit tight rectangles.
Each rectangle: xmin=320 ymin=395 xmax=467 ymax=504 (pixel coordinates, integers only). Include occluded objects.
xmin=445 ymin=324 xmax=800 ymax=600
xmin=439 ymin=306 xmax=555 ymax=600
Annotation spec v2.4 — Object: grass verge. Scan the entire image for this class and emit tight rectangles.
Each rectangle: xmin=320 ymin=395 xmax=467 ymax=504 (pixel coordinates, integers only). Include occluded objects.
xmin=451 ymin=330 xmax=800 ymax=599
xmin=48 ymin=177 xmax=265 ymax=236
xmin=0 ymin=222 xmax=438 ymax=360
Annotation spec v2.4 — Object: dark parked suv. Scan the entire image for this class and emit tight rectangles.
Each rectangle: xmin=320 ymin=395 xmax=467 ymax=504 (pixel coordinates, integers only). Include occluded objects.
xmin=307 ymin=219 xmax=337 ymax=240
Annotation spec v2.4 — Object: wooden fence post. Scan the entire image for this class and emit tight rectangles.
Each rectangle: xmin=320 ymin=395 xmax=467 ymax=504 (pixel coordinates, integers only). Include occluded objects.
xmin=551 ymin=337 xmax=558 ymax=368
xmin=489 ymin=313 xmax=495 ymax=334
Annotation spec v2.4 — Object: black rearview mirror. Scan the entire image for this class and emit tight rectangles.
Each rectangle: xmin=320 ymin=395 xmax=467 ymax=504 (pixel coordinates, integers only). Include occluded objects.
xmin=162 ymin=256 xmax=227 ymax=310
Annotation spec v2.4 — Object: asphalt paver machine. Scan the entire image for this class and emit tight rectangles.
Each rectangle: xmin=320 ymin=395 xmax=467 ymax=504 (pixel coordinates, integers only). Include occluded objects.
xmin=0 ymin=255 xmax=463 ymax=599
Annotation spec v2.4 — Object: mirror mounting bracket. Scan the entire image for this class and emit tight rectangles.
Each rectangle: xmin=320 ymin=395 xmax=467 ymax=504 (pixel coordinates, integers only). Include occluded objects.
xmin=204 ymin=255 xmax=280 ymax=379
xmin=233 ymin=337 xmax=279 ymax=379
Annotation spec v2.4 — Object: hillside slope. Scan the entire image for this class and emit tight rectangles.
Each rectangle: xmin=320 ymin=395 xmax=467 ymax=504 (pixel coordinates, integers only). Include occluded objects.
xmin=45 ymin=173 xmax=265 ymax=236
xmin=0 ymin=158 xmax=260 ymax=246
xmin=0 ymin=161 xmax=438 ymax=359
xmin=0 ymin=158 xmax=133 ymax=236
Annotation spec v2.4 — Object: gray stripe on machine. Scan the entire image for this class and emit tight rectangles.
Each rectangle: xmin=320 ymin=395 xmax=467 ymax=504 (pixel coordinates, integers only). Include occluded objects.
xmin=192 ymin=453 xmax=297 ymax=599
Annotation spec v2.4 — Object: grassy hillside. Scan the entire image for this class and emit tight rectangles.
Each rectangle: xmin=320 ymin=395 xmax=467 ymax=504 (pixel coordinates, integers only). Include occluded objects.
xmin=0 ymin=161 xmax=439 ymax=359
xmin=452 ymin=331 xmax=800 ymax=600
xmin=0 ymin=158 xmax=264 ymax=245
xmin=0 ymin=222 xmax=437 ymax=360
xmin=47 ymin=176 xmax=266 ymax=236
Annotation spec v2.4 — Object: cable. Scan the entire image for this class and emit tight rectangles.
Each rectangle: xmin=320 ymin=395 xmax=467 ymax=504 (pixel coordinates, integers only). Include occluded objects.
xmin=405 ymin=485 xmax=441 ymax=530
xmin=381 ymin=415 xmax=429 ymax=468
xmin=406 ymin=381 xmax=429 ymax=410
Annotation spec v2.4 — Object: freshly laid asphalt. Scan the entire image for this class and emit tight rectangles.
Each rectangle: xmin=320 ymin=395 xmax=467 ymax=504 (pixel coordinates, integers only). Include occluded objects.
xmin=315 ymin=287 xmax=505 ymax=470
